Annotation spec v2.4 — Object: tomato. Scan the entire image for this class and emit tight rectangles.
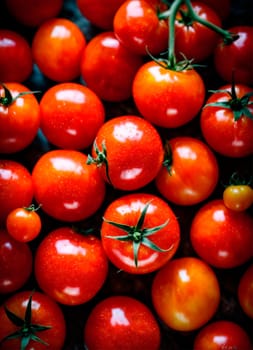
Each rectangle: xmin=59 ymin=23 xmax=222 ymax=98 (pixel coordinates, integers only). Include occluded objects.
xmin=190 ymin=199 xmax=253 ymax=268
xmin=0 ymin=160 xmax=34 ymax=227
xmin=200 ymin=0 xmax=231 ymax=20
xmin=39 ymin=82 xmax=105 ymax=149
xmin=80 ymin=31 xmax=143 ymax=102
xmin=132 ymin=61 xmax=205 ymax=128
xmin=84 ymin=296 xmax=161 ymax=350
xmin=193 ymin=320 xmax=252 ymax=350
xmin=0 ymin=229 xmax=33 ymax=294
xmin=151 ymin=257 xmax=220 ymax=331
xmin=214 ymin=25 xmax=253 ymax=85
xmin=155 ymin=137 xmax=219 ymax=205
xmin=32 ymin=18 xmax=86 ymax=82
xmin=31 ymin=150 xmax=106 ymax=222
xmin=113 ymin=0 xmax=168 ymax=56
xmin=0 ymin=29 xmax=33 ymax=83
xmin=0 ymin=291 xmax=66 ymax=350
xmin=238 ymin=264 xmax=253 ymax=319
xmin=0 ymin=83 xmax=40 ymax=154
xmin=34 ymin=227 xmax=108 ymax=305
xmin=87 ymin=115 xmax=164 ymax=190
xmin=200 ymin=84 xmax=253 ymax=158
xmin=101 ymin=193 xmax=180 ymax=274
xmin=223 ymin=185 xmax=253 ymax=211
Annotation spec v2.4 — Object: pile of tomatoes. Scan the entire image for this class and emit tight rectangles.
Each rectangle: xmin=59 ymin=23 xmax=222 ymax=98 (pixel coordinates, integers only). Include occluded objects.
xmin=0 ymin=0 xmax=252 ymax=349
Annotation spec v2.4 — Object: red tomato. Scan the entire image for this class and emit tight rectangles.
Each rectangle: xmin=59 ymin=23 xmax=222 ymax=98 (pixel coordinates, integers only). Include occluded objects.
xmin=80 ymin=31 xmax=143 ymax=102
xmin=84 ymin=296 xmax=161 ymax=350
xmin=200 ymin=84 xmax=253 ymax=158
xmin=0 ymin=229 xmax=33 ymax=294
xmin=214 ymin=26 xmax=253 ymax=85
xmin=0 ymin=291 xmax=66 ymax=350
xmin=32 ymin=18 xmax=86 ymax=82
xmin=200 ymin=0 xmax=231 ymax=20
xmin=34 ymin=227 xmax=108 ymax=305
xmin=223 ymin=184 xmax=253 ymax=211
xmin=0 ymin=160 xmax=34 ymax=226
xmin=155 ymin=137 xmax=219 ymax=205
xmin=151 ymin=257 xmax=220 ymax=331
xmin=193 ymin=320 xmax=252 ymax=350
xmin=238 ymin=264 xmax=253 ymax=319
xmin=0 ymin=83 xmax=40 ymax=154
xmin=132 ymin=61 xmax=205 ymax=128
xmin=39 ymin=82 xmax=105 ymax=149
xmin=0 ymin=30 xmax=33 ymax=83
xmin=88 ymin=115 xmax=164 ymax=190
xmin=101 ymin=193 xmax=180 ymax=274
xmin=31 ymin=150 xmax=106 ymax=222
xmin=113 ymin=0 xmax=168 ymax=55
xmin=190 ymin=199 xmax=253 ymax=268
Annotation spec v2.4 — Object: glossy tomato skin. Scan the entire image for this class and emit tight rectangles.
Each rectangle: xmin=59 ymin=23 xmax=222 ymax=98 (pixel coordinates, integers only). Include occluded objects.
xmin=200 ymin=0 xmax=231 ymax=20
xmin=0 ymin=229 xmax=33 ymax=294
xmin=214 ymin=26 xmax=253 ymax=85
xmin=101 ymin=193 xmax=180 ymax=274
xmin=133 ymin=61 xmax=205 ymax=128
xmin=238 ymin=264 xmax=253 ymax=319
xmin=32 ymin=150 xmax=106 ymax=222
xmin=34 ymin=227 xmax=108 ymax=305
xmin=0 ymin=83 xmax=40 ymax=154
xmin=0 ymin=30 xmax=33 ymax=82
xmin=223 ymin=184 xmax=253 ymax=211
xmin=152 ymin=257 xmax=220 ymax=331
xmin=193 ymin=320 xmax=252 ymax=350
xmin=190 ymin=199 xmax=253 ymax=268
xmin=80 ymin=31 xmax=143 ymax=102
xmin=200 ymin=84 xmax=253 ymax=158
xmin=155 ymin=137 xmax=219 ymax=205
xmin=0 ymin=290 xmax=66 ymax=350
xmin=113 ymin=0 xmax=168 ymax=56
xmin=84 ymin=296 xmax=161 ymax=350
xmin=39 ymin=82 xmax=105 ymax=149
xmin=0 ymin=160 xmax=34 ymax=227
xmin=32 ymin=18 xmax=86 ymax=82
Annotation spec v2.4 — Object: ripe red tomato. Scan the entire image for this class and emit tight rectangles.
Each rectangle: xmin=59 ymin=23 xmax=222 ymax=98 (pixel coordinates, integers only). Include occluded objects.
xmin=0 ymin=291 xmax=66 ymax=350
xmin=84 ymin=296 xmax=161 ymax=350
xmin=0 ymin=83 xmax=40 ymax=154
xmin=0 ymin=159 xmax=34 ymax=226
xmin=34 ymin=227 xmax=108 ymax=305
xmin=151 ymin=257 xmax=220 ymax=331
xmin=32 ymin=18 xmax=86 ymax=82
xmin=190 ymin=199 xmax=253 ymax=268
xmin=155 ymin=137 xmax=219 ymax=205
xmin=132 ymin=61 xmax=205 ymax=128
xmin=0 ymin=229 xmax=33 ymax=294
xmin=80 ymin=31 xmax=143 ymax=102
xmin=31 ymin=150 xmax=106 ymax=222
xmin=39 ymin=82 xmax=105 ymax=149
xmin=193 ymin=320 xmax=252 ymax=350
xmin=101 ymin=193 xmax=180 ymax=274
xmin=238 ymin=263 xmax=253 ymax=319
xmin=223 ymin=184 xmax=253 ymax=211
xmin=88 ymin=115 xmax=164 ymax=190
xmin=200 ymin=0 xmax=231 ymax=20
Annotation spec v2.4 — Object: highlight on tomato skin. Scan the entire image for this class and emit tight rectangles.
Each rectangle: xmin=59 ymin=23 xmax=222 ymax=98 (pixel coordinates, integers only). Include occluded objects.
xmin=223 ymin=184 xmax=253 ymax=212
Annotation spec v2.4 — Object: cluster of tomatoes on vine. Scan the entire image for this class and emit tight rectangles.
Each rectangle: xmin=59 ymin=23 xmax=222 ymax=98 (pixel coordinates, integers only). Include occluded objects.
xmin=0 ymin=0 xmax=253 ymax=349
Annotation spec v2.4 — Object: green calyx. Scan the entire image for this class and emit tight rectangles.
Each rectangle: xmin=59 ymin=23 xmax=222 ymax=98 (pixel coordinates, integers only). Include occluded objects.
xmin=103 ymin=201 xmax=173 ymax=267
xmin=0 ymin=83 xmax=40 ymax=107
xmin=87 ymin=139 xmax=111 ymax=184
xmin=227 ymin=172 xmax=252 ymax=187
xmin=162 ymin=141 xmax=173 ymax=175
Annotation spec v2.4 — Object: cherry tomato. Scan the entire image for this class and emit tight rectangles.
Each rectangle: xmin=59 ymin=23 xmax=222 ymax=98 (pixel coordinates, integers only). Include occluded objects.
xmin=155 ymin=137 xmax=219 ymax=205
xmin=84 ymin=296 xmax=161 ymax=350
xmin=193 ymin=320 xmax=252 ymax=350
xmin=101 ymin=193 xmax=180 ymax=274
xmin=0 ymin=291 xmax=66 ymax=350
xmin=80 ymin=31 xmax=143 ymax=102
xmin=0 ymin=229 xmax=33 ymax=294
xmin=34 ymin=227 xmax=108 ymax=305
xmin=132 ymin=61 xmax=205 ymax=128
xmin=88 ymin=115 xmax=164 ymax=190
xmin=223 ymin=184 xmax=253 ymax=211
xmin=200 ymin=0 xmax=231 ymax=20
xmin=238 ymin=264 xmax=253 ymax=319
xmin=39 ymin=82 xmax=105 ymax=149
xmin=190 ymin=199 xmax=253 ymax=268
xmin=151 ymin=257 xmax=220 ymax=331
xmin=31 ymin=150 xmax=106 ymax=222
xmin=32 ymin=18 xmax=86 ymax=82
xmin=0 ymin=83 xmax=40 ymax=154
